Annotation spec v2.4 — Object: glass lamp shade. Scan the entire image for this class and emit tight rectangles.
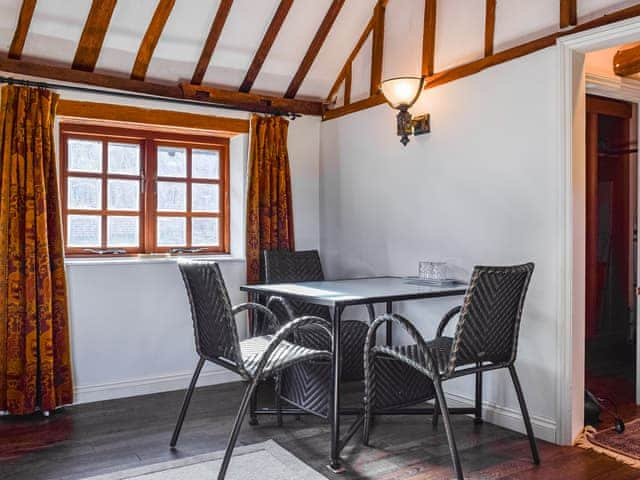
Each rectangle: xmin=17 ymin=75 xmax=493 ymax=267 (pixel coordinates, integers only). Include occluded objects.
xmin=380 ymin=76 xmax=424 ymax=109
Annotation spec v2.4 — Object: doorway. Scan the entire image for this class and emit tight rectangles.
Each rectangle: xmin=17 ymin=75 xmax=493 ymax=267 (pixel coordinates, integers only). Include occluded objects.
xmin=585 ymin=94 xmax=637 ymax=422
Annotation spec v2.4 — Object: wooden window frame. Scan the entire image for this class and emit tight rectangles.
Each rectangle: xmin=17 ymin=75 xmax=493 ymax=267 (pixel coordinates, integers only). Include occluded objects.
xmin=60 ymin=123 xmax=230 ymax=257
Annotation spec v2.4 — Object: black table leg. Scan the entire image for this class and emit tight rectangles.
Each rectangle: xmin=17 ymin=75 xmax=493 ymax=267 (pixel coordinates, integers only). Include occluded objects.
xmin=385 ymin=301 xmax=393 ymax=346
xmin=328 ymin=305 xmax=344 ymax=473
xmin=248 ymin=291 xmax=259 ymax=426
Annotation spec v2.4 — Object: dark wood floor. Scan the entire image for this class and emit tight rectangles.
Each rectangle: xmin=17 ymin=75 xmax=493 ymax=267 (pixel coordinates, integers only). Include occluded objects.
xmin=1 ymin=381 xmax=639 ymax=480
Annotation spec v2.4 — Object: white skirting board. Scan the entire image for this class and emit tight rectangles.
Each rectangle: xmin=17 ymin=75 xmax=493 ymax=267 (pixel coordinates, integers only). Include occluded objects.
xmin=443 ymin=391 xmax=557 ymax=444
xmin=73 ymin=367 xmax=239 ymax=405
xmin=73 ymin=372 xmax=556 ymax=443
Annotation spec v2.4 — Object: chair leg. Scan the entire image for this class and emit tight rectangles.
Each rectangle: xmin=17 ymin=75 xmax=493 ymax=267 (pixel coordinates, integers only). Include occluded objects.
xmin=433 ymin=379 xmax=465 ymax=480
xmin=248 ymin=385 xmax=259 ymax=426
xmin=275 ymin=374 xmax=283 ymax=427
xmin=218 ymin=379 xmax=260 ymax=480
xmin=362 ymin=354 xmax=374 ymax=445
xmin=432 ymin=397 xmax=439 ymax=429
xmin=170 ymin=357 xmax=205 ymax=448
xmin=474 ymin=367 xmax=483 ymax=425
xmin=509 ymin=365 xmax=540 ymax=465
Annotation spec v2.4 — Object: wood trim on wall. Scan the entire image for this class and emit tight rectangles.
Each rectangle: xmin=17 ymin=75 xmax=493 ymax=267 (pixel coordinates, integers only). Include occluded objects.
xmin=57 ymin=100 xmax=249 ymax=134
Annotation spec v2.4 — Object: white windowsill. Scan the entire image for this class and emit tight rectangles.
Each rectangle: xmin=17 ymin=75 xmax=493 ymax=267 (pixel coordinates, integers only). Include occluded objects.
xmin=64 ymin=254 xmax=245 ymax=266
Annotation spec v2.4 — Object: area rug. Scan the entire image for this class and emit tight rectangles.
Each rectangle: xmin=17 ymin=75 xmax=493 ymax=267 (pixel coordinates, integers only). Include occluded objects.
xmin=82 ymin=440 xmax=327 ymax=480
xmin=575 ymin=419 xmax=640 ymax=468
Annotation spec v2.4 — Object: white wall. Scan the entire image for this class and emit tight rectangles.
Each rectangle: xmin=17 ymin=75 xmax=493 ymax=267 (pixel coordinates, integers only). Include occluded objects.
xmin=320 ymin=47 xmax=560 ymax=442
xmin=54 ymin=90 xmax=322 ymax=404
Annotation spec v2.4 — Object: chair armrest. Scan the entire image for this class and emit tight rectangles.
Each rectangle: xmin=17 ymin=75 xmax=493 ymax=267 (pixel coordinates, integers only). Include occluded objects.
xmin=252 ymin=316 xmax=332 ymax=378
xmin=365 ymin=313 xmax=439 ymax=376
xmin=232 ymin=302 xmax=280 ymax=334
xmin=436 ymin=306 xmax=462 ymax=338
xmin=266 ymin=295 xmax=296 ymax=325
xmin=366 ymin=304 xmax=376 ymax=323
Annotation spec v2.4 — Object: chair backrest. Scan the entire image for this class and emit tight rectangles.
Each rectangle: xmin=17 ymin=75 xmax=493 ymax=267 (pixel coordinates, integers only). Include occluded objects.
xmin=446 ymin=263 xmax=534 ymax=374
xmin=178 ymin=261 xmax=242 ymax=367
xmin=263 ymin=249 xmax=325 ymax=283
xmin=263 ymin=250 xmax=330 ymax=320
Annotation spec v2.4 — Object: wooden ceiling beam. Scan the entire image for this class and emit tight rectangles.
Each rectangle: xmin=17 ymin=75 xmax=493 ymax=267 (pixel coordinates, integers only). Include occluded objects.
xmin=560 ymin=0 xmax=577 ymax=28
xmin=181 ymin=82 xmax=323 ymax=115
xmin=72 ymin=0 xmax=118 ymax=72
xmin=285 ymin=0 xmax=345 ymax=99
xmin=326 ymin=16 xmax=373 ymax=103
xmin=370 ymin=1 xmax=385 ymax=96
xmin=0 ymin=56 xmax=323 ymax=116
xmin=344 ymin=64 xmax=351 ymax=105
xmin=131 ymin=0 xmax=175 ymax=81
xmin=614 ymin=44 xmax=640 ymax=77
xmin=8 ymin=0 xmax=37 ymax=60
xmin=192 ymin=0 xmax=234 ymax=85
xmin=484 ymin=0 xmax=496 ymax=57
xmin=422 ymin=0 xmax=437 ymax=76
xmin=325 ymin=3 xmax=640 ymax=121
xmin=239 ymin=0 xmax=293 ymax=93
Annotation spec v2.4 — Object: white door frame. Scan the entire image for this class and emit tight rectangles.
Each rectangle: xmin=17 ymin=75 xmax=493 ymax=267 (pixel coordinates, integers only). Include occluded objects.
xmin=556 ymin=16 xmax=640 ymax=446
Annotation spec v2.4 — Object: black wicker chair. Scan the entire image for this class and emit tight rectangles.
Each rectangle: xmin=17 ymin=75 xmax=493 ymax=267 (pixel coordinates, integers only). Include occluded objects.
xmin=363 ymin=263 xmax=539 ymax=480
xmin=169 ymin=261 xmax=331 ymax=480
xmin=261 ymin=250 xmax=374 ymax=419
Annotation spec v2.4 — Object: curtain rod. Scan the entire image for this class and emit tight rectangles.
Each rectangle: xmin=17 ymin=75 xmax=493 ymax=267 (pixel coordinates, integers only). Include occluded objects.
xmin=0 ymin=76 xmax=301 ymax=119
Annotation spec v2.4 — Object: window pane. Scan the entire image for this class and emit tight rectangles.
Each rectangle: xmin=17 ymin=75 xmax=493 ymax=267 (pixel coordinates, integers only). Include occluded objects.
xmin=108 ymin=143 xmax=140 ymax=175
xmin=157 ymin=181 xmax=186 ymax=211
xmin=68 ymin=177 xmax=101 ymax=210
xmin=108 ymin=179 xmax=139 ymax=211
xmin=192 ymin=217 xmax=219 ymax=246
xmin=157 ymin=146 xmax=186 ymax=177
xmin=192 ymin=149 xmax=219 ymax=179
xmin=157 ymin=217 xmax=186 ymax=246
xmin=67 ymin=215 xmax=101 ymax=247
xmin=107 ymin=216 xmax=139 ymax=247
xmin=68 ymin=139 xmax=102 ymax=173
xmin=191 ymin=183 xmax=219 ymax=212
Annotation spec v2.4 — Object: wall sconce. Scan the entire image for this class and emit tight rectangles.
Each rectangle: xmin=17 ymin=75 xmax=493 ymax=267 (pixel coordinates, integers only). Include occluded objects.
xmin=380 ymin=76 xmax=430 ymax=146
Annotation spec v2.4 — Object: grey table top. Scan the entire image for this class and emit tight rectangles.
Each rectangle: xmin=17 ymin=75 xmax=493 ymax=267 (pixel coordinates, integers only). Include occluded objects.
xmin=241 ymin=276 xmax=467 ymax=307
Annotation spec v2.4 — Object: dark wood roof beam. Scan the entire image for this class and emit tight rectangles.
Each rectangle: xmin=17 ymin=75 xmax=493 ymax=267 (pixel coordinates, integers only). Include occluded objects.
xmin=72 ymin=0 xmax=118 ymax=72
xmin=614 ymin=44 xmax=640 ymax=77
xmin=191 ymin=0 xmax=234 ymax=85
xmin=560 ymin=0 xmax=577 ymax=28
xmin=326 ymin=16 xmax=373 ymax=102
xmin=370 ymin=1 xmax=385 ymax=96
xmin=285 ymin=0 xmax=345 ymax=99
xmin=131 ymin=0 xmax=175 ymax=81
xmin=484 ymin=0 xmax=496 ymax=57
xmin=8 ymin=0 xmax=37 ymax=60
xmin=239 ymin=0 xmax=293 ymax=93
xmin=422 ymin=0 xmax=436 ymax=76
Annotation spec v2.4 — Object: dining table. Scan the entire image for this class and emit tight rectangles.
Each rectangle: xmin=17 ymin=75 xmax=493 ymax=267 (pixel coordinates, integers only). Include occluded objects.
xmin=240 ymin=275 xmax=468 ymax=473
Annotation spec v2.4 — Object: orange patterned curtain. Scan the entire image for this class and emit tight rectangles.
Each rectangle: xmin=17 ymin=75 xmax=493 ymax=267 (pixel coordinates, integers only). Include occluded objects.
xmin=0 ymin=85 xmax=73 ymax=415
xmin=246 ymin=114 xmax=295 ymax=284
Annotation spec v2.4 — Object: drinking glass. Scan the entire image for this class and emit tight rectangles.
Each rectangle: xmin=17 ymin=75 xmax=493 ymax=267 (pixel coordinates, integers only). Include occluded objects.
xmin=419 ymin=261 xmax=448 ymax=281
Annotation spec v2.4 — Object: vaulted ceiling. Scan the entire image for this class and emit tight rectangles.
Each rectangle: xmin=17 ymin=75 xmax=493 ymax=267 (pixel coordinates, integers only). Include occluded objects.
xmin=0 ymin=0 xmax=639 ymax=118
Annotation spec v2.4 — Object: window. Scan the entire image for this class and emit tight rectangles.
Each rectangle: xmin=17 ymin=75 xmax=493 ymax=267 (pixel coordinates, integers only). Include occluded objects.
xmin=60 ymin=124 xmax=229 ymax=256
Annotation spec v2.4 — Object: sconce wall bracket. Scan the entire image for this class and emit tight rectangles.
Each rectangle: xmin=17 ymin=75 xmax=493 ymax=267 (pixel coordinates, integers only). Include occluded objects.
xmin=396 ymin=110 xmax=430 ymax=146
